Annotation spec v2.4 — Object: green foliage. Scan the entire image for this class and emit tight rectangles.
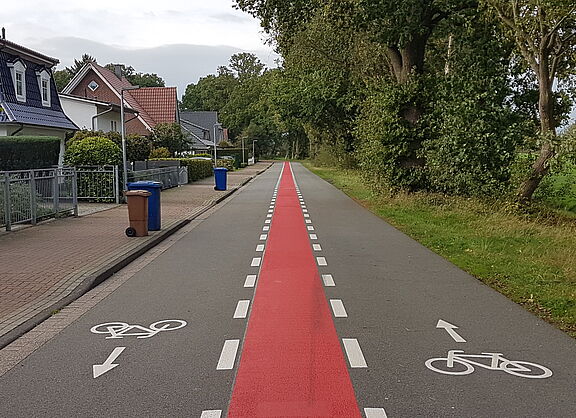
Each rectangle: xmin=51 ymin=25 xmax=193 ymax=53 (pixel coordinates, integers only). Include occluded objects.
xmin=53 ymin=70 xmax=72 ymax=92
xmin=216 ymin=159 xmax=234 ymax=170
xmin=149 ymin=147 xmax=171 ymax=159
xmin=0 ymin=136 xmax=60 ymax=171
xmin=0 ymin=182 xmax=53 ymax=224
xmin=104 ymin=64 xmax=165 ymax=87
xmin=69 ymin=130 xmax=152 ymax=162
xmin=150 ymin=158 xmax=213 ymax=182
xmin=64 ymin=137 xmax=121 ymax=166
xmin=150 ymin=123 xmax=185 ymax=156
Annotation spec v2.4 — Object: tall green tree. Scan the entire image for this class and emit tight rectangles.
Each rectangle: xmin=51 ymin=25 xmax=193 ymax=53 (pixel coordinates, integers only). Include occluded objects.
xmin=485 ymin=1 xmax=576 ymax=202
xmin=104 ymin=64 xmax=165 ymax=87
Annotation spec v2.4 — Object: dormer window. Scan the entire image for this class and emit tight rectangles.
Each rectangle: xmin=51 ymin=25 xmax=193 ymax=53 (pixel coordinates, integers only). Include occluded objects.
xmin=36 ymin=69 xmax=51 ymax=107
xmin=8 ymin=60 xmax=27 ymax=102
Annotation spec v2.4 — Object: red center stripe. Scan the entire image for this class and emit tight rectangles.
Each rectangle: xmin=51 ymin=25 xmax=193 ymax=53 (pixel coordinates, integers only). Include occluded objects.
xmin=228 ymin=162 xmax=361 ymax=417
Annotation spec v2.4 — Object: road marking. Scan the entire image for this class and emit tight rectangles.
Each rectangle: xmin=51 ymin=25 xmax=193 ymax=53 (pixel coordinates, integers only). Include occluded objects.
xmin=268 ymin=209 xmax=274 ymax=213
xmin=307 ymin=226 xmax=314 ymax=231
xmin=256 ymin=244 xmax=265 ymax=252
xmin=343 ymin=339 xmax=367 ymax=368
xmin=93 ymin=346 xmax=125 ymax=378
xmin=304 ymin=214 xmax=310 ymax=218
xmin=217 ymin=340 xmax=240 ymax=370
xmin=330 ymin=299 xmax=348 ymax=318
xmin=233 ymin=300 xmax=251 ymax=319
xmin=260 ymin=234 xmax=267 ymax=240
xmin=200 ymin=410 xmax=222 ymax=418
xmin=265 ymin=219 xmax=271 ymax=224
xmin=322 ymin=274 xmax=335 ymax=286
xmin=303 ymin=209 xmax=308 ymax=213
xmin=313 ymin=244 xmax=322 ymax=251
xmin=436 ymin=319 xmax=466 ymax=343
xmin=267 ymin=214 xmax=272 ymax=218
xmin=317 ymin=257 xmax=327 ymax=266
xmin=244 ymin=275 xmax=257 ymax=287
xmin=251 ymin=257 xmax=261 ymax=267
xmin=309 ymin=234 xmax=317 ymax=240
xmin=263 ymin=226 xmax=270 ymax=231
xmin=305 ymin=219 xmax=312 ymax=224
xmin=90 ymin=320 xmax=187 ymax=339
xmin=364 ymin=408 xmax=388 ymax=418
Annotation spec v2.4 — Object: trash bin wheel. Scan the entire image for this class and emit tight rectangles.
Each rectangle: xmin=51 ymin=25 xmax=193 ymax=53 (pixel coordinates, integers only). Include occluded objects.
xmin=125 ymin=227 xmax=137 ymax=237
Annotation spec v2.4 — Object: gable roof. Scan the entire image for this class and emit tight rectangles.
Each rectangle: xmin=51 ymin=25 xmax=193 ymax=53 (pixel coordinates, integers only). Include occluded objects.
xmin=63 ymin=62 xmax=177 ymax=132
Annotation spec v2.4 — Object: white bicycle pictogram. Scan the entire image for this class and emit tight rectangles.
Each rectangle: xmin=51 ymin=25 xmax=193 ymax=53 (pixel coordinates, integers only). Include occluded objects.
xmin=90 ymin=319 xmax=187 ymax=339
xmin=425 ymin=350 xmax=552 ymax=379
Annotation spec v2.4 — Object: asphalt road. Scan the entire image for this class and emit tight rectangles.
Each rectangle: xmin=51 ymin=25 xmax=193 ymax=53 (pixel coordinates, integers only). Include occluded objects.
xmin=1 ymin=162 xmax=575 ymax=417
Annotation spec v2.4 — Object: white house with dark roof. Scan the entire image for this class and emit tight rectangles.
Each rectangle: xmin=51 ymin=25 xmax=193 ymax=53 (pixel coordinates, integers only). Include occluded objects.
xmin=0 ymin=33 xmax=78 ymax=164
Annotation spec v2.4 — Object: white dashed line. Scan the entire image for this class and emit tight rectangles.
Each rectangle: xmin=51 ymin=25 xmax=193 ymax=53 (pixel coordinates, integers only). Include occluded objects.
xmin=200 ymin=410 xmax=222 ymax=418
xmin=233 ymin=300 xmax=251 ymax=319
xmin=309 ymin=234 xmax=317 ymax=240
xmin=268 ymin=209 xmax=274 ymax=213
xmin=260 ymin=234 xmax=267 ymax=240
xmin=217 ymin=340 xmax=240 ymax=370
xmin=316 ymin=257 xmax=327 ymax=266
xmin=364 ymin=408 xmax=388 ymax=418
xmin=330 ymin=299 xmax=348 ymax=318
xmin=342 ymin=338 xmax=367 ymax=368
xmin=307 ymin=226 xmax=314 ymax=231
xmin=322 ymin=274 xmax=335 ymax=286
xmin=256 ymin=244 xmax=265 ymax=252
xmin=303 ymin=209 xmax=308 ymax=213
xmin=304 ymin=214 xmax=310 ymax=218
xmin=263 ymin=226 xmax=270 ymax=231
xmin=266 ymin=214 xmax=272 ymax=218
xmin=244 ymin=275 xmax=257 ymax=287
xmin=313 ymin=244 xmax=322 ymax=251
xmin=251 ymin=257 xmax=261 ymax=267
xmin=305 ymin=219 xmax=312 ymax=224
xmin=265 ymin=219 xmax=271 ymax=224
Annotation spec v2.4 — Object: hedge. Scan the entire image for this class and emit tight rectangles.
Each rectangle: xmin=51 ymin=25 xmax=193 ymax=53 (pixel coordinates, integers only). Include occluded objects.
xmin=150 ymin=158 xmax=213 ymax=182
xmin=0 ymin=136 xmax=60 ymax=171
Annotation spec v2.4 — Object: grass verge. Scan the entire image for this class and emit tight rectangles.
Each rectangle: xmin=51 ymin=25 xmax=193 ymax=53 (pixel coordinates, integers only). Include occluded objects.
xmin=305 ymin=163 xmax=576 ymax=338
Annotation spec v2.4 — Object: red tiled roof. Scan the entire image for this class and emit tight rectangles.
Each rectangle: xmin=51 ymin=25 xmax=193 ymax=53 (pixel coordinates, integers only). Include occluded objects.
xmin=129 ymin=87 xmax=178 ymax=125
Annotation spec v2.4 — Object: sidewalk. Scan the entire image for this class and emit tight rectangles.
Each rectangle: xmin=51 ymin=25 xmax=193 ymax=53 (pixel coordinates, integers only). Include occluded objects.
xmin=0 ymin=162 xmax=272 ymax=348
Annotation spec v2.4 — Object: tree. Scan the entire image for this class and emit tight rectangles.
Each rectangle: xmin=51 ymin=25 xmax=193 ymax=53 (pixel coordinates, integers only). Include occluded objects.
xmin=104 ymin=64 xmax=165 ymax=87
xmin=66 ymin=54 xmax=96 ymax=77
xmin=53 ymin=70 xmax=72 ymax=92
xmin=486 ymin=0 xmax=576 ymax=202
xmin=150 ymin=123 xmax=185 ymax=156
xmin=229 ymin=53 xmax=265 ymax=82
xmin=181 ymin=67 xmax=237 ymax=111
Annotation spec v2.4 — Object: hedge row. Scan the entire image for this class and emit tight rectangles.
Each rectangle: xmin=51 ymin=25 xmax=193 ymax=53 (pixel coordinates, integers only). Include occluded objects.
xmin=150 ymin=158 xmax=213 ymax=182
xmin=0 ymin=136 xmax=60 ymax=171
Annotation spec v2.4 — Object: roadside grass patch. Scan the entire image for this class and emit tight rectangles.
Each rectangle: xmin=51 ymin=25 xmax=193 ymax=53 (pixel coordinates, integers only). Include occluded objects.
xmin=306 ymin=163 xmax=576 ymax=337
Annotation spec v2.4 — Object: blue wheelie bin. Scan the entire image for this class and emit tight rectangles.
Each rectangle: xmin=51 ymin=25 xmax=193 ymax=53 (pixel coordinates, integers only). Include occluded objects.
xmin=127 ymin=181 xmax=162 ymax=230
xmin=214 ymin=167 xmax=228 ymax=191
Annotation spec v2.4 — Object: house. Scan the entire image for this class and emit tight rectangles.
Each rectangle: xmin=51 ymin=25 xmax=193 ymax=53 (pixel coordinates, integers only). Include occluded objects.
xmin=0 ymin=33 xmax=78 ymax=164
xmin=59 ymin=94 xmax=136 ymax=133
xmin=179 ymin=111 xmax=228 ymax=152
xmin=62 ymin=62 xmax=178 ymax=136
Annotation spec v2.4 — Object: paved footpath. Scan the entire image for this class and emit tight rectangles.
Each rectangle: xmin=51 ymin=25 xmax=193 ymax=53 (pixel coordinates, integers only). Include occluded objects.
xmin=0 ymin=162 xmax=271 ymax=348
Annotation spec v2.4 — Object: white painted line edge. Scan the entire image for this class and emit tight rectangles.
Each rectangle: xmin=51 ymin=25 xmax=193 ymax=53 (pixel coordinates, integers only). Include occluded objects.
xmin=305 ymin=219 xmax=312 ymax=224
xmin=322 ymin=274 xmax=335 ymax=286
xmin=307 ymin=226 xmax=314 ymax=231
xmin=244 ymin=275 xmax=257 ymax=287
xmin=313 ymin=244 xmax=322 ymax=251
xmin=217 ymin=340 xmax=240 ymax=370
xmin=309 ymin=234 xmax=317 ymax=240
xmin=342 ymin=338 xmax=367 ymax=368
xmin=200 ymin=410 xmax=222 ymax=418
xmin=265 ymin=219 xmax=271 ymax=224
xmin=251 ymin=257 xmax=261 ymax=267
xmin=330 ymin=299 xmax=348 ymax=318
xmin=260 ymin=234 xmax=267 ymax=240
xmin=233 ymin=300 xmax=250 ymax=319
xmin=263 ymin=226 xmax=270 ymax=231
xmin=364 ymin=408 xmax=388 ymax=418
xmin=256 ymin=244 xmax=265 ymax=252
xmin=316 ymin=257 xmax=327 ymax=266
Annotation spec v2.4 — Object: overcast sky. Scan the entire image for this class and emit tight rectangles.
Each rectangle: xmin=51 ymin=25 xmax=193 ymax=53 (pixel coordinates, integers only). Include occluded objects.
xmin=2 ymin=0 xmax=278 ymax=96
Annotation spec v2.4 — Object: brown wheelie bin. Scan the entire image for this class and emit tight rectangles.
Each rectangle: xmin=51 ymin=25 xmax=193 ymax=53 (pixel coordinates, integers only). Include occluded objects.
xmin=124 ymin=190 xmax=152 ymax=237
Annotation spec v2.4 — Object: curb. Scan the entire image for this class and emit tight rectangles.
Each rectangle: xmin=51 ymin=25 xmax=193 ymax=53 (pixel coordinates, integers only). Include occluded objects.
xmin=0 ymin=163 xmax=273 ymax=350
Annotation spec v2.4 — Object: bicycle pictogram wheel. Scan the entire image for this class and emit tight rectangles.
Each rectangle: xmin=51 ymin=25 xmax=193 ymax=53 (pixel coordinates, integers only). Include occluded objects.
xmin=500 ymin=360 xmax=553 ymax=379
xmin=425 ymin=357 xmax=475 ymax=375
xmin=90 ymin=322 xmax=129 ymax=335
xmin=149 ymin=319 xmax=187 ymax=331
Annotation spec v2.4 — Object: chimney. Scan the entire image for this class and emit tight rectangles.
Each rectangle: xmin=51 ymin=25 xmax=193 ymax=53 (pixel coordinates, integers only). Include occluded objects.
xmin=113 ymin=64 xmax=122 ymax=80
xmin=1 ymin=28 xmax=5 ymax=40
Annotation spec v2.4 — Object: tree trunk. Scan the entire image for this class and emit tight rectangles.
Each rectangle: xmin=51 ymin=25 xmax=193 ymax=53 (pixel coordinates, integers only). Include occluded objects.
xmin=518 ymin=64 xmax=556 ymax=203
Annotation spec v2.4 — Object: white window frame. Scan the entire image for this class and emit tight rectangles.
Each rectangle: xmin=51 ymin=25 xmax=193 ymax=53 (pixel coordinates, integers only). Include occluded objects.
xmin=88 ymin=80 xmax=99 ymax=91
xmin=8 ymin=60 xmax=27 ymax=102
xmin=110 ymin=120 xmax=118 ymax=132
xmin=36 ymin=69 xmax=51 ymax=107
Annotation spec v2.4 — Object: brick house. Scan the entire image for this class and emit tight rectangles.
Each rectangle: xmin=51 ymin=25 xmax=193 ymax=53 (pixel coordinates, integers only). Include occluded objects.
xmin=62 ymin=62 xmax=178 ymax=136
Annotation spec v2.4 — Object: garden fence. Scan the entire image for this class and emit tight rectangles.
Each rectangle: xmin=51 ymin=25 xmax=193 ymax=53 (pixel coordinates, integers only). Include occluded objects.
xmin=128 ymin=167 xmax=181 ymax=190
xmin=1 ymin=168 xmax=78 ymax=231
xmin=76 ymin=165 xmax=120 ymax=203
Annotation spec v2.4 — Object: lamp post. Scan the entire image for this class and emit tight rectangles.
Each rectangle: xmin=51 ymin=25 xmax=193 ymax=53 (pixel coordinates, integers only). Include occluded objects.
xmin=213 ymin=123 xmax=222 ymax=166
xmin=252 ymin=140 xmax=257 ymax=165
xmin=120 ymin=86 xmax=140 ymax=191
xmin=242 ymin=138 xmax=245 ymax=165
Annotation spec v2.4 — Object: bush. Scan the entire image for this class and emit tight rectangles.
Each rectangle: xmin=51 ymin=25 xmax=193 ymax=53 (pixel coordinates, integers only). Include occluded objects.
xmin=216 ymin=159 xmax=234 ymax=170
xmin=69 ymin=130 xmax=152 ymax=162
xmin=150 ymin=158 xmax=213 ymax=182
xmin=64 ymin=136 xmax=121 ymax=166
xmin=150 ymin=147 xmax=171 ymax=159
xmin=0 ymin=136 xmax=60 ymax=170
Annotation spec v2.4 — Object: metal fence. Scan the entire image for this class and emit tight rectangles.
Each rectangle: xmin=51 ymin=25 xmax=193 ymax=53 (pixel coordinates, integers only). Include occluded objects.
xmin=1 ymin=168 xmax=78 ymax=231
xmin=128 ymin=167 xmax=180 ymax=190
xmin=76 ymin=165 xmax=120 ymax=203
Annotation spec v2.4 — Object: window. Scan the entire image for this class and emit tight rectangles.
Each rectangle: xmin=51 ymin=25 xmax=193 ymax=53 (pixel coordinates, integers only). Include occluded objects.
xmin=36 ymin=69 xmax=51 ymax=107
xmin=8 ymin=60 xmax=27 ymax=102
xmin=88 ymin=80 xmax=99 ymax=91
xmin=110 ymin=120 xmax=118 ymax=132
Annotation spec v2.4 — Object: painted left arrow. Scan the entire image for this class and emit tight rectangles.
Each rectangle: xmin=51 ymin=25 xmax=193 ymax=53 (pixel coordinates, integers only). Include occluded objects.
xmin=93 ymin=347 xmax=126 ymax=378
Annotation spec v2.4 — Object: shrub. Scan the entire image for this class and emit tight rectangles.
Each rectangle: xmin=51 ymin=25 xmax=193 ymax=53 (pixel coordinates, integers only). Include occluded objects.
xmin=149 ymin=158 xmax=214 ymax=182
xmin=0 ymin=136 xmax=60 ymax=170
xmin=64 ymin=136 xmax=121 ymax=166
xmin=150 ymin=147 xmax=171 ymax=159
xmin=69 ymin=130 xmax=152 ymax=162
xmin=216 ymin=159 xmax=234 ymax=170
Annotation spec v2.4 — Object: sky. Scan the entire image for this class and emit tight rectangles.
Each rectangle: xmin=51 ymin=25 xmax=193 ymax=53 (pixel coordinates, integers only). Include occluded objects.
xmin=2 ymin=1 xmax=279 ymax=96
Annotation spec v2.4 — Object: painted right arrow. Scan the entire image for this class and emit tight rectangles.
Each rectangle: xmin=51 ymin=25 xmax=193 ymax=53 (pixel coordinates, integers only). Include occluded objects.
xmin=436 ymin=319 xmax=466 ymax=343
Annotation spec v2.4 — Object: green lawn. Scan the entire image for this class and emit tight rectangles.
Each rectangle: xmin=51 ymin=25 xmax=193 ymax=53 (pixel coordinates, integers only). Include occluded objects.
xmin=537 ymin=162 xmax=576 ymax=213
xmin=305 ymin=163 xmax=576 ymax=337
